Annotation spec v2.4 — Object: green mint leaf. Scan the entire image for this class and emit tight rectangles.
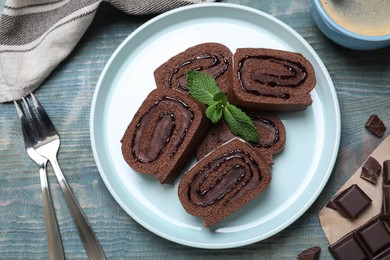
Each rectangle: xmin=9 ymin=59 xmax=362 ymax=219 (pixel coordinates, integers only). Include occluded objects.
xmin=223 ymin=104 xmax=259 ymax=143
xmin=185 ymin=71 xmax=220 ymax=106
xmin=206 ymin=102 xmax=223 ymax=123
xmin=213 ymin=91 xmax=228 ymax=105
xmin=186 ymin=70 xmax=259 ymax=143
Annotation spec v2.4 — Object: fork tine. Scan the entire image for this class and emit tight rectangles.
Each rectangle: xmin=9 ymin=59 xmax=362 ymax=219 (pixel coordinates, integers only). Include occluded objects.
xmin=14 ymin=100 xmax=37 ymax=148
xmin=22 ymin=97 xmax=45 ymax=139
xmin=30 ymin=93 xmax=57 ymax=135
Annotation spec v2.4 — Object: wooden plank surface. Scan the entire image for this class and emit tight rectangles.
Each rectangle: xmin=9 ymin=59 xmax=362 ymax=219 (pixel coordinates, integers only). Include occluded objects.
xmin=1 ymin=0 xmax=390 ymax=258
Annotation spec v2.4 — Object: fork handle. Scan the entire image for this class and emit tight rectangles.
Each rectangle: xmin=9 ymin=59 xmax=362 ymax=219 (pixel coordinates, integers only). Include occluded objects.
xmin=40 ymin=161 xmax=65 ymax=260
xmin=49 ymin=156 xmax=106 ymax=260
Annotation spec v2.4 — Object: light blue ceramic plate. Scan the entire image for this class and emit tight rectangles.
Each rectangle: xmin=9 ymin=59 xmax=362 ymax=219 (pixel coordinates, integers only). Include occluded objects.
xmin=90 ymin=3 xmax=340 ymax=249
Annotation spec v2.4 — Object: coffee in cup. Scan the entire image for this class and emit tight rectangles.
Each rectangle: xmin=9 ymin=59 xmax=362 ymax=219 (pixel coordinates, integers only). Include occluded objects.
xmin=320 ymin=0 xmax=390 ymax=36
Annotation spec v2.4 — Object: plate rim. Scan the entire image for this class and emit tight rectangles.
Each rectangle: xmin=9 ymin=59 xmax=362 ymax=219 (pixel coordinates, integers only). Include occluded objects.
xmin=90 ymin=2 xmax=341 ymax=249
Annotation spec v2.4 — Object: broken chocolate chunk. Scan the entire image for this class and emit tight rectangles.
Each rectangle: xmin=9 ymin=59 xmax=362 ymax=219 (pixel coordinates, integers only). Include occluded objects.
xmin=360 ymin=156 xmax=382 ymax=184
xmin=326 ymin=184 xmax=372 ymax=219
xmin=326 ymin=199 xmax=337 ymax=211
xmin=365 ymin=114 xmax=386 ymax=137
xmin=297 ymin=246 xmax=321 ymax=260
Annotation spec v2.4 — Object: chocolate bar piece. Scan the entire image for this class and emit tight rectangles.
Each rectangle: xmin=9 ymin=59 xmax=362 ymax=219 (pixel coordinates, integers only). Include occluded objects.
xmin=328 ymin=232 xmax=368 ymax=260
xmin=373 ymin=248 xmax=390 ymax=260
xmin=356 ymin=216 xmax=390 ymax=256
xmin=326 ymin=184 xmax=372 ymax=219
xmin=360 ymin=156 xmax=382 ymax=184
xmin=365 ymin=114 xmax=386 ymax=137
xmin=383 ymin=160 xmax=390 ymax=215
xmin=384 ymin=160 xmax=390 ymax=185
xmin=382 ymin=160 xmax=390 ymax=215
xmin=297 ymin=246 xmax=321 ymax=260
xmin=329 ymin=215 xmax=390 ymax=259
xmin=383 ymin=186 xmax=390 ymax=215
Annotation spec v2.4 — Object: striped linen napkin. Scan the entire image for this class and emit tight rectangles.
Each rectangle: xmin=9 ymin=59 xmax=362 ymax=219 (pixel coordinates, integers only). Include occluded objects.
xmin=0 ymin=0 xmax=214 ymax=103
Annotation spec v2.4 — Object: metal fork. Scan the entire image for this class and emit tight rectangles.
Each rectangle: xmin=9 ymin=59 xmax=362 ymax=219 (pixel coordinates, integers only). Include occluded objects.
xmin=14 ymin=99 xmax=65 ymax=260
xmin=19 ymin=93 xmax=106 ymax=260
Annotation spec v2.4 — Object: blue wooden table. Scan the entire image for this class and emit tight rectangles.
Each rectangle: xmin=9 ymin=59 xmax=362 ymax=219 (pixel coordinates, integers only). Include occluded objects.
xmin=1 ymin=1 xmax=390 ymax=258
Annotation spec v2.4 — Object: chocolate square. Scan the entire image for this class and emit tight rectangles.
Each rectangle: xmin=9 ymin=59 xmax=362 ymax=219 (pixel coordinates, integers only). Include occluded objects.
xmin=373 ymin=248 xmax=390 ymax=260
xmin=360 ymin=156 xmax=382 ymax=184
xmin=327 ymin=184 xmax=372 ymax=219
xmin=384 ymin=160 xmax=390 ymax=185
xmin=383 ymin=161 xmax=390 ymax=215
xmin=356 ymin=216 xmax=390 ymax=256
xmin=365 ymin=114 xmax=386 ymax=137
xmin=329 ymin=232 xmax=369 ymax=260
xmin=383 ymin=185 xmax=390 ymax=215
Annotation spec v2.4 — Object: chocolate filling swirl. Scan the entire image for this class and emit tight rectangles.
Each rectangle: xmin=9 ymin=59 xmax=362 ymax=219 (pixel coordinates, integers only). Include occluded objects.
xmin=167 ymin=53 xmax=229 ymax=91
xmin=131 ymin=96 xmax=194 ymax=163
xmin=238 ymin=55 xmax=307 ymax=99
xmin=252 ymin=117 xmax=280 ymax=148
xmin=188 ymin=150 xmax=262 ymax=207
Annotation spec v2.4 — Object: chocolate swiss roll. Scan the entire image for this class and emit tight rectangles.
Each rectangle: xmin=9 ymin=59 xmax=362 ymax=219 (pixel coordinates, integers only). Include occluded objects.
xmin=228 ymin=48 xmax=316 ymax=111
xmin=121 ymin=88 xmax=209 ymax=184
xmin=196 ymin=112 xmax=286 ymax=165
xmin=154 ymin=42 xmax=233 ymax=93
xmin=178 ymin=138 xmax=271 ymax=227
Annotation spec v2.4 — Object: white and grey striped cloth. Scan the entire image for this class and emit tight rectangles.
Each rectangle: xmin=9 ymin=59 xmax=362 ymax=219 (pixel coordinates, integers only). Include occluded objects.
xmin=0 ymin=0 xmax=214 ymax=103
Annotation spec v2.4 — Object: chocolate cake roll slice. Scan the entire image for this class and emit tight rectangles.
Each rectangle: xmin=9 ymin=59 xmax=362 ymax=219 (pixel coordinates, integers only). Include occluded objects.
xmin=178 ymin=138 xmax=271 ymax=227
xmin=196 ymin=112 xmax=286 ymax=165
xmin=154 ymin=42 xmax=233 ymax=93
xmin=228 ymin=48 xmax=316 ymax=111
xmin=121 ymin=88 xmax=209 ymax=184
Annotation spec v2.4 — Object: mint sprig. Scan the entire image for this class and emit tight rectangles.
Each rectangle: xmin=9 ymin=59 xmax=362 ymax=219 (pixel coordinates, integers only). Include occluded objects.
xmin=185 ymin=71 xmax=259 ymax=143
xmin=223 ymin=103 xmax=259 ymax=143
xmin=186 ymin=70 xmax=219 ymax=106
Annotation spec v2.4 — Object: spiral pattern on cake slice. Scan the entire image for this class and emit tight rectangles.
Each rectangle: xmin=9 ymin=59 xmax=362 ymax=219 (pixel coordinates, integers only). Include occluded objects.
xmin=228 ymin=48 xmax=316 ymax=111
xmin=196 ymin=112 xmax=286 ymax=165
xmin=154 ymin=42 xmax=233 ymax=93
xmin=121 ymin=89 xmax=209 ymax=184
xmin=178 ymin=139 xmax=271 ymax=227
